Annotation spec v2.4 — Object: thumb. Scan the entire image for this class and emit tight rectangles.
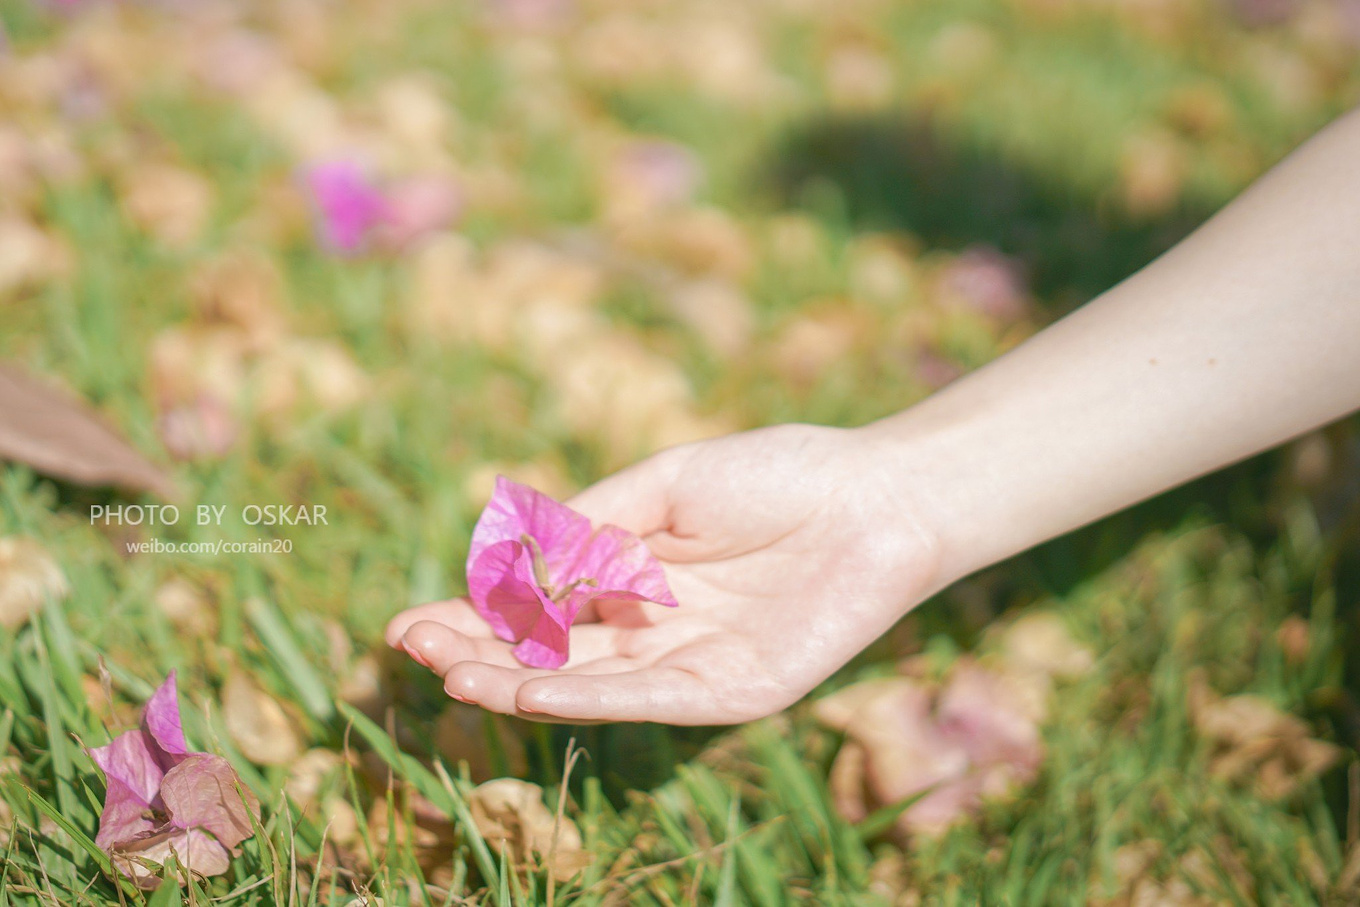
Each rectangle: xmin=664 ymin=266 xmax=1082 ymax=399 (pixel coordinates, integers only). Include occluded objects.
xmin=565 ymin=445 xmax=690 ymax=538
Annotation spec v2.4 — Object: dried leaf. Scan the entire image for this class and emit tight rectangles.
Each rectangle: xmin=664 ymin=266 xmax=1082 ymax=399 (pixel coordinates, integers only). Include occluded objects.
xmin=0 ymin=364 xmax=174 ymax=497
xmin=666 ymin=278 xmax=755 ymax=358
xmin=0 ymin=536 xmax=69 ymax=630
xmin=222 ymin=670 xmax=303 ymax=766
xmin=119 ymin=163 xmax=214 ymax=250
xmin=467 ymin=778 xmax=589 ymax=882
xmin=997 ymin=612 xmax=1094 ymax=680
xmin=366 ymin=794 xmax=457 ymax=873
xmin=1189 ymin=678 xmax=1341 ymax=798
xmin=153 ymin=578 xmax=215 ymax=633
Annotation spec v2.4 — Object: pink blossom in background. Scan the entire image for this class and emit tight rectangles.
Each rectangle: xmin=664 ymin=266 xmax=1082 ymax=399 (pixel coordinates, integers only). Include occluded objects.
xmin=1341 ymin=0 xmax=1360 ymax=45
xmin=467 ymin=476 xmax=677 ymax=669
xmin=913 ymin=348 xmax=965 ymax=390
xmin=302 ymin=161 xmax=460 ymax=255
xmin=1228 ymin=0 xmax=1301 ymax=27
xmin=88 ymin=673 xmax=260 ymax=887
xmin=378 ymin=174 xmax=463 ymax=251
xmin=486 ymin=0 xmax=574 ymax=30
xmin=195 ymin=30 xmax=281 ymax=95
xmin=936 ymin=245 xmax=1029 ymax=322
xmin=610 ymin=140 xmax=703 ymax=211
xmin=817 ymin=662 xmax=1045 ymax=836
xmin=302 ymin=160 xmax=393 ymax=255
xmin=157 ymin=394 xmax=238 ymax=462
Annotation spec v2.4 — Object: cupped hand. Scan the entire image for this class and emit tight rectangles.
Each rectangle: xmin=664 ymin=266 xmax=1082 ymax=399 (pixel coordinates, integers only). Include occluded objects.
xmin=385 ymin=423 xmax=944 ymax=725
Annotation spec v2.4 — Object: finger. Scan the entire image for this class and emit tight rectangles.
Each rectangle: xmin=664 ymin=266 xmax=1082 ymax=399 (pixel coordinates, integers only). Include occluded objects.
xmin=405 ymin=620 xmax=627 ymax=674
xmin=515 ymin=668 xmax=743 ymax=725
xmin=443 ymin=658 xmax=640 ymax=718
xmin=565 ymin=446 xmax=689 ymax=537
xmin=385 ymin=598 xmax=494 ymax=648
xmin=401 ymin=621 xmax=519 ymax=672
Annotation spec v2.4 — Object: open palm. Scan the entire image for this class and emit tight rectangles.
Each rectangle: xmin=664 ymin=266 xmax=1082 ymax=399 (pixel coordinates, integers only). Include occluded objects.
xmin=385 ymin=424 xmax=942 ymax=725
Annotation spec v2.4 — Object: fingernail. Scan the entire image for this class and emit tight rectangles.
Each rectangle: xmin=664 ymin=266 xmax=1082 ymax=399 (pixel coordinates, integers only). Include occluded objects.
xmin=402 ymin=641 xmax=432 ymax=670
xmin=519 ymin=704 xmax=540 ymax=714
xmin=450 ymin=692 xmax=475 ymax=704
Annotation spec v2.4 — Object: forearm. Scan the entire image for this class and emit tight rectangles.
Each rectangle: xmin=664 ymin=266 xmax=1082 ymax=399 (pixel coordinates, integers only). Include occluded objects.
xmin=866 ymin=107 xmax=1360 ymax=590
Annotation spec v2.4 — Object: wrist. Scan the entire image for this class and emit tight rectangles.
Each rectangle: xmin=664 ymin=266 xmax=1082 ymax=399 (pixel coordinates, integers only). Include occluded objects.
xmin=852 ymin=396 xmax=1022 ymax=595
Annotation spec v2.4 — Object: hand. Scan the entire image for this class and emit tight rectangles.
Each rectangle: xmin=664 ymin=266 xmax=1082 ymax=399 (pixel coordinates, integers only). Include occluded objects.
xmin=385 ymin=423 xmax=944 ymax=725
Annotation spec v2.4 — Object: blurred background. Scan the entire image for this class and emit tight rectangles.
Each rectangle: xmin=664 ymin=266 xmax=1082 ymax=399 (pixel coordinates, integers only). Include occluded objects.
xmin=1 ymin=0 xmax=1360 ymax=903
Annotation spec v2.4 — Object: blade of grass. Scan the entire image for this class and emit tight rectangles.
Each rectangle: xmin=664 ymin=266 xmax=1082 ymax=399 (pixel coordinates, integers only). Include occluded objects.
xmin=244 ymin=598 xmax=333 ymax=722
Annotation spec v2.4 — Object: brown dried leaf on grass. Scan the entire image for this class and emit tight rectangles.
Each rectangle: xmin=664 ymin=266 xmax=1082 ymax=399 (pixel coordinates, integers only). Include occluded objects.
xmin=153 ymin=577 xmax=217 ymax=634
xmin=0 ymin=214 xmax=69 ymax=297
xmin=221 ymin=669 xmax=304 ymax=766
xmin=0 ymin=363 xmax=174 ymax=497
xmin=285 ymin=749 xmax=363 ymax=847
xmin=365 ymin=793 xmax=459 ymax=878
xmin=1091 ymin=839 xmax=1254 ymax=907
xmin=117 ymin=163 xmax=214 ymax=250
xmin=468 ymin=778 xmax=591 ymax=883
xmin=0 ymin=536 xmax=69 ymax=630
xmin=816 ymin=612 xmax=1092 ymax=838
xmin=1188 ymin=672 xmax=1340 ymax=799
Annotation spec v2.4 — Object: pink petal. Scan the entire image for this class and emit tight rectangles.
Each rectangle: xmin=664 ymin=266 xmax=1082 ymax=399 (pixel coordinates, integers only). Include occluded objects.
xmin=302 ymin=160 xmax=392 ymax=255
xmin=936 ymin=664 xmax=1043 ymax=777
xmin=511 ymin=600 xmax=571 ymax=669
xmin=142 ymin=671 xmax=189 ymax=762
xmin=468 ymin=539 xmax=548 ymax=642
xmin=91 ymin=772 xmax=160 ymax=852
xmin=89 ymin=731 xmax=164 ymax=809
xmin=470 ymin=539 xmax=575 ymax=667
xmin=466 ymin=476 xmax=677 ymax=668
xmin=570 ymin=524 xmax=678 ymax=608
xmin=378 ymin=175 xmax=462 ymax=251
xmin=115 ymin=827 xmax=232 ymax=886
xmin=160 ymin=754 xmax=261 ymax=850
xmin=468 ymin=476 xmax=594 ymax=589
xmin=937 ymin=246 xmax=1029 ymax=322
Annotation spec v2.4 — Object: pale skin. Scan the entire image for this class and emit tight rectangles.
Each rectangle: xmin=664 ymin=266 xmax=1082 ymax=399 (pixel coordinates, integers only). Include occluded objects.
xmin=386 ymin=107 xmax=1360 ymax=726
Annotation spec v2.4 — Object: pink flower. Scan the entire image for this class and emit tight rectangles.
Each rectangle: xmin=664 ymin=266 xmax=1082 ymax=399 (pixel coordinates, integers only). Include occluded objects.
xmin=88 ymin=673 xmax=260 ymax=888
xmin=377 ymin=175 xmax=463 ymax=251
xmin=301 ymin=160 xmax=393 ymax=255
xmin=302 ymin=161 xmax=461 ymax=255
xmin=467 ymin=476 xmax=677 ymax=669
xmin=157 ymin=394 xmax=238 ymax=462
xmin=609 ymin=140 xmax=703 ymax=212
xmin=936 ymin=245 xmax=1029 ymax=322
xmin=817 ymin=663 xmax=1045 ymax=836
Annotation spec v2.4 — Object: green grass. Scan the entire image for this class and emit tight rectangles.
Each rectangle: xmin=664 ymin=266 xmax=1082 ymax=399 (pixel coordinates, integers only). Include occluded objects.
xmin=2 ymin=0 xmax=1359 ymax=902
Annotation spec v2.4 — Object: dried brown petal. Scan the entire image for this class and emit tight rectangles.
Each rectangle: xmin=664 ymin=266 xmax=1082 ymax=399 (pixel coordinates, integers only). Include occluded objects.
xmin=0 ymin=364 xmax=174 ymax=498
xmin=0 ymin=537 xmax=69 ymax=630
xmin=222 ymin=670 xmax=303 ymax=766
xmin=998 ymin=613 xmax=1094 ymax=680
xmin=119 ymin=164 xmax=214 ymax=250
xmin=467 ymin=778 xmax=589 ymax=882
xmin=153 ymin=578 xmax=214 ymax=631
xmin=285 ymin=749 xmax=348 ymax=809
xmin=159 ymin=754 xmax=261 ymax=850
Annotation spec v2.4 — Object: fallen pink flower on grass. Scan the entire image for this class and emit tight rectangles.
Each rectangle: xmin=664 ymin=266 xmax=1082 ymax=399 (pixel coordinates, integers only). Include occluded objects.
xmin=467 ymin=476 xmax=677 ymax=669
xmin=88 ymin=672 xmax=260 ymax=888
xmin=816 ymin=661 xmax=1045 ymax=837
xmin=302 ymin=161 xmax=460 ymax=255
xmin=301 ymin=160 xmax=392 ymax=255
xmin=378 ymin=174 xmax=463 ymax=251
